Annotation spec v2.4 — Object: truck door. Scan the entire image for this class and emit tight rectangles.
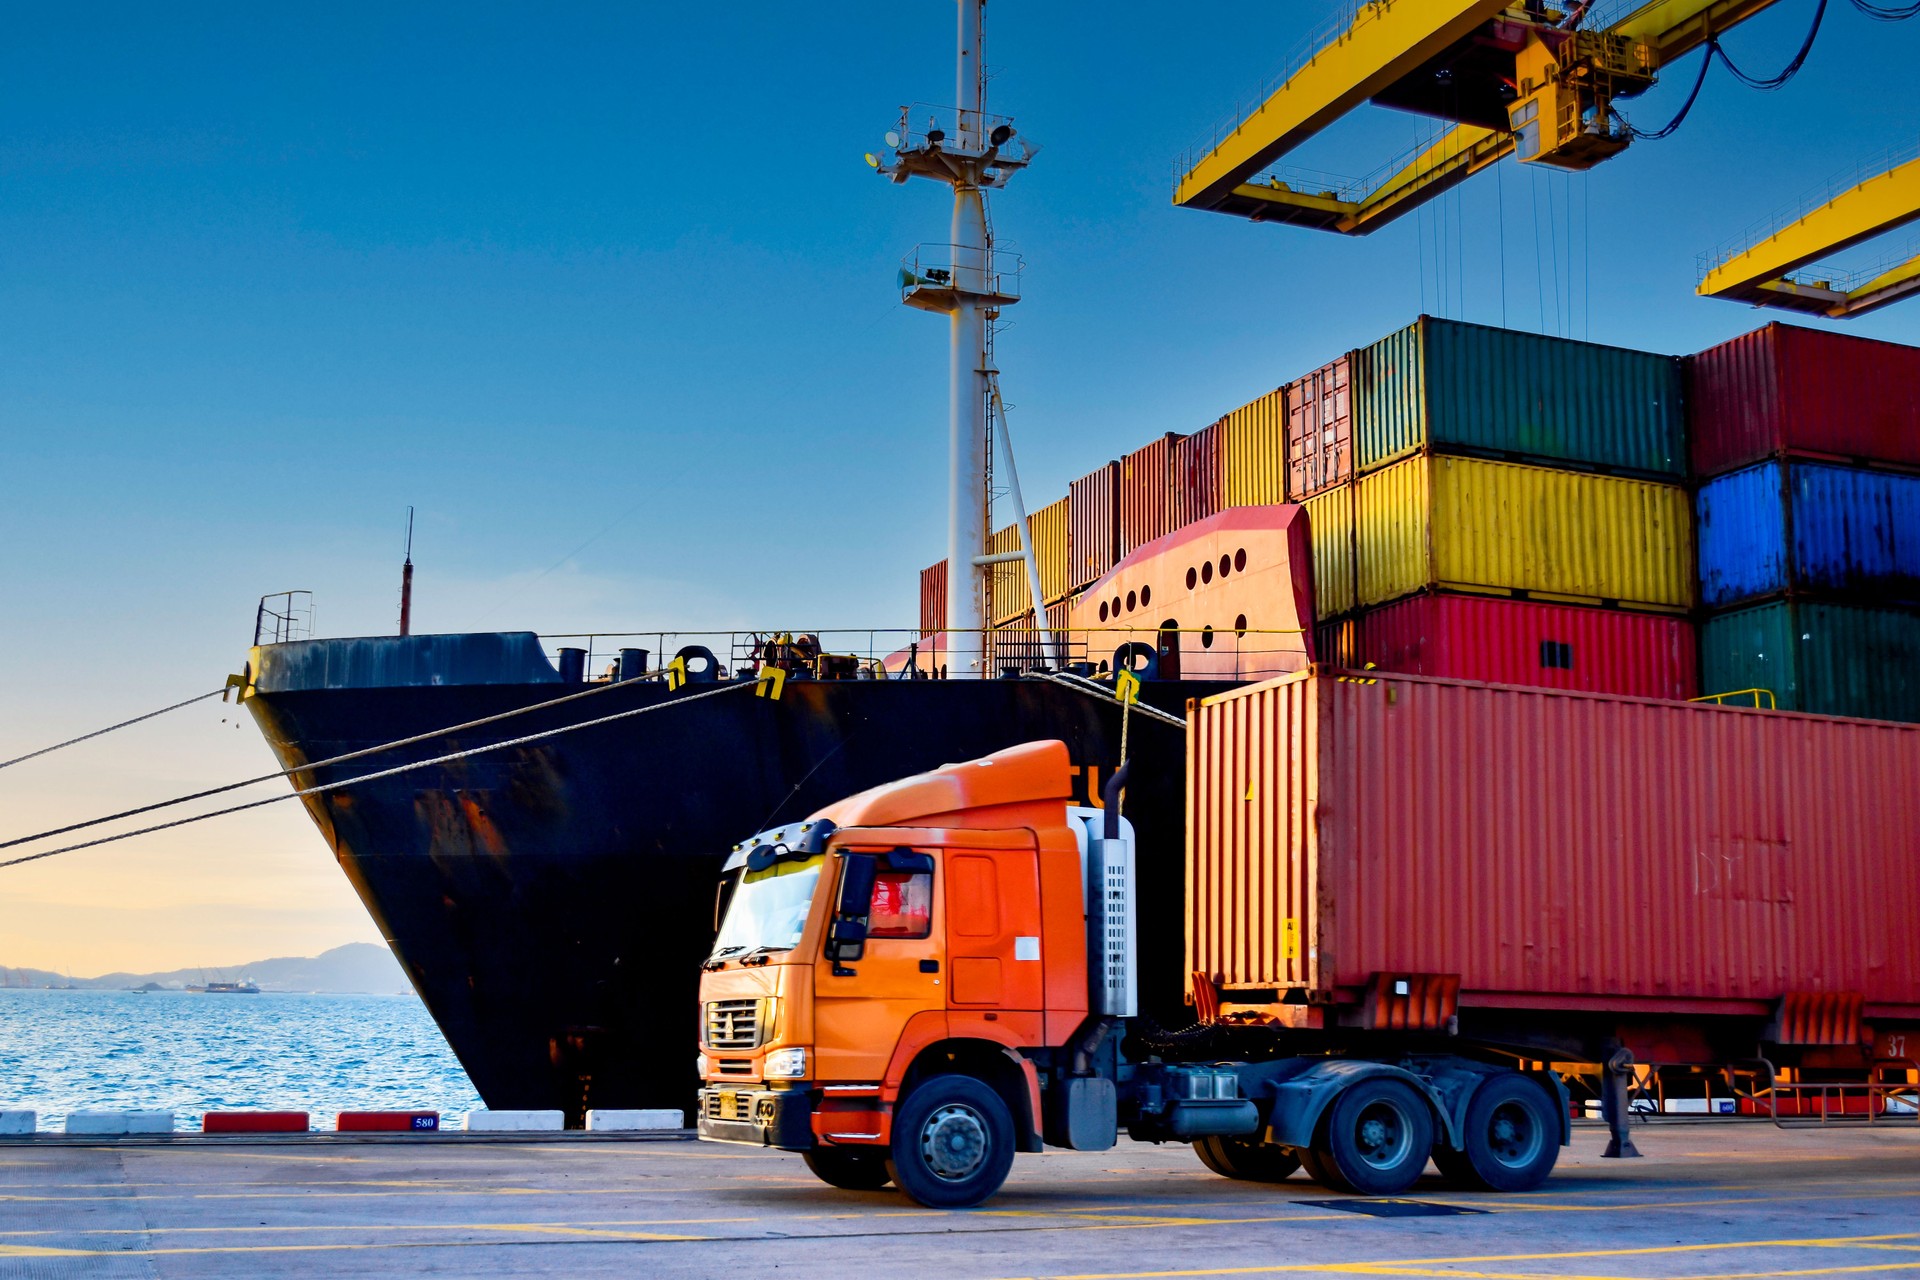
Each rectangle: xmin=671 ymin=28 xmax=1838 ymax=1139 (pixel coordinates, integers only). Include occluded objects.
xmin=943 ymin=845 xmax=1044 ymax=1015
xmin=813 ymin=849 xmax=944 ymax=1083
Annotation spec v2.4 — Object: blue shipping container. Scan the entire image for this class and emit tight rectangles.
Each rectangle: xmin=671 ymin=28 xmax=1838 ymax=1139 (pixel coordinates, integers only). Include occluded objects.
xmin=1695 ymin=461 xmax=1920 ymax=608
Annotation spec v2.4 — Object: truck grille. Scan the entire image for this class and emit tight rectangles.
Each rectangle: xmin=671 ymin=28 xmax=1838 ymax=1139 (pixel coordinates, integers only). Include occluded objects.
xmin=705 ymin=998 xmax=766 ymax=1049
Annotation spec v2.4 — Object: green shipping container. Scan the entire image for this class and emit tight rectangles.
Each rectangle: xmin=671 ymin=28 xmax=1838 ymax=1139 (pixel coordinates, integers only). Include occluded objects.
xmin=1700 ymin=601 xmax=1920 ymax=723
xmin=1351 ymin=316 xmax=1685 ymax=478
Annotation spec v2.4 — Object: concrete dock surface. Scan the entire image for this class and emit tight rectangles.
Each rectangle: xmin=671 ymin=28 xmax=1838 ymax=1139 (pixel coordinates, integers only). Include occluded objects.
xmin=4 ymin=1123 xmax=1919 ymax=1278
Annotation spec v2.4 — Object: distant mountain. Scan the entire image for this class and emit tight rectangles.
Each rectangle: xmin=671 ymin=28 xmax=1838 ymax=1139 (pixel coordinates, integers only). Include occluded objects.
xmin=0 ymin=944 xmax=412 ymax=994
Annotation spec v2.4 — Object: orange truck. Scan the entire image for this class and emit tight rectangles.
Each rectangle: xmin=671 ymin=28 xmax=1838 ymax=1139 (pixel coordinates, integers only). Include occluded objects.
xmin=696 ymin=670 xmax=1920 ymax=1208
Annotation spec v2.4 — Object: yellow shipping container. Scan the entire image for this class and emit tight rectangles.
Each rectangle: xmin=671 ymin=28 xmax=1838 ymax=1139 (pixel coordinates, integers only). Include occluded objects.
xmin=1302 ymin=485 xmax=1356 ymax=621
xmin=1353 ymin=455 xmax=1694 ymax=612
xmin=988 ymin=499 xmax=1071 ymax=625
xmin=1219 ymin=387 xmax=1288 ymax=508
xmin=988 ymin=523 xmax=1029 ymax=625
xmin=1032 ymin=496 xmax=1070 ymax=604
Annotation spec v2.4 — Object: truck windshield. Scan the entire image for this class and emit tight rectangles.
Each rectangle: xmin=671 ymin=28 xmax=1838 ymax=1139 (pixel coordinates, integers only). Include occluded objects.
xmin=711 ymin=854 xmax=824 ymax=958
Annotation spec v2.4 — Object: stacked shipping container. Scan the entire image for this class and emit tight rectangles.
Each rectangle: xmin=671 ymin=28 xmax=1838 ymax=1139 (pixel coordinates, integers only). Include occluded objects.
xmin=1690 ymin=325 xmax=1920 ymax=721
xmin=914 ymin=316 xmax=1919 ymax=723
xmin=1307 ymin=318 xmax=1696 ymax=697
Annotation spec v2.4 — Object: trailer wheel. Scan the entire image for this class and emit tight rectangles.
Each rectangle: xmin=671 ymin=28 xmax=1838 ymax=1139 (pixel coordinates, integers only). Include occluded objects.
xmin=1191 ymin=1135 xmax=1301 ymax=1182
xmin=1299 ymin=1143 xmax=1346 ymax=1191
xmin=1316 ymin=1078 xmax=1434 ymax=1196
xmin=803 ymin=1148 xmax=893 ymax=1191
xmin=1434 ymin=1073 xmax=1559 ymax=1193
xmin=886 ymin=1073 xmax=1016 ymax=1209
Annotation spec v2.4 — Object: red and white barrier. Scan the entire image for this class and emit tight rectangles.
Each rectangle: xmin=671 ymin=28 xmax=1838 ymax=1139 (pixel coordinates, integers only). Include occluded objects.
xmin=67 ymin=1111 xmax=174 ymax=1135
xmin=0 ymin=1111 xmax=35 ymax=1136
xmin=586 ymin=1109 xmax=684 ymax=1132
xmin=203 ymin=1111 xmax=310 ymax=1133
xmin=462 ymin=1110 xmax=564 ymax=1132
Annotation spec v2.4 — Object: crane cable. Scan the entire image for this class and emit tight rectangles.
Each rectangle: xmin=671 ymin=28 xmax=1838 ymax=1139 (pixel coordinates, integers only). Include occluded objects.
xmin=0 ymin=665 xmax=682 ymax=855
xmin=0 ymin=677 xmax=759 ymax=872
xmin=0 ymin=689 xmax=228 ymax=772
xmin=1622 ymin=0 xmax=1834 ymax=141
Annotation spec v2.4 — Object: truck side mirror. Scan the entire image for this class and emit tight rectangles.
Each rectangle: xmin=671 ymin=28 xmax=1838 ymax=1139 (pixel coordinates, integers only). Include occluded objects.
xmin=827 ymin=853 xmax=878 ymax=963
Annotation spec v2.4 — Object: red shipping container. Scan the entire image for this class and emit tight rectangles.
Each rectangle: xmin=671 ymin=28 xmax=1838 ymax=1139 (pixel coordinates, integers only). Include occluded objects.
xmin=918 ymin=559 xmax=947 ymax=637
xmin=1331 ymin=594 xmax=1696 ymax=700
xmin=1172 ymin=423 xmax=1222 ymax=529
xmin=1119 ymin=433 xmax=1180 ymax=558
xmin=1689 ymin=323 xmax=1920 ymax=477
xmin=1286 ymin=354 xmax=1352 ymax=498
xmin=1190 ymin=670 xmax=1920 ymax=1014
xmin=1069 ymin=462 xmax=1120 ymax=589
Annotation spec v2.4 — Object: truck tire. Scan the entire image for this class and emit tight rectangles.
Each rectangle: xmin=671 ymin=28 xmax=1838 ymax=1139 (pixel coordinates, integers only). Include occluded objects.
xmin=803 ymin=1148 xmax=893 ymax=1191
xmin=886 ymin=1074 xmax=1016 ymax=1209
xmin=1316 ymin=1078 xmax=1434 ymax=1196
xmin=1191 ymin=1135 xmax=1301 ymax=1182
xmin=1432 ymin=1072 xmax=1559 ymax=1193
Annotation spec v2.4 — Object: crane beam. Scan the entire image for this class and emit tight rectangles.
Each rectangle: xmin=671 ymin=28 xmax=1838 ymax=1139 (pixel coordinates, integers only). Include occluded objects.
xmin=1175 ymin=0 xmax=1790 ymax=232
xmin=1174 ymin=0 xmax=1514 ymax=212
xmin=1699 ymin=153 xmax=1920 ymax=317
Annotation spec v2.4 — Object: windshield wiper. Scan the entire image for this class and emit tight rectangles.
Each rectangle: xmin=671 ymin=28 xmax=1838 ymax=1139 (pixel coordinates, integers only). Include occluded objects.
xmin=737 ymin=944 xmax=791 ymax=967
xmin=701 ymin=945 xmax=748 ymax=971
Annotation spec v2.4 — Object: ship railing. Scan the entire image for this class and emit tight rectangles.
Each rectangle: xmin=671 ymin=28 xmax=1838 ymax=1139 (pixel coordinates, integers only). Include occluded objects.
xmin=888 ymin=102 xmax=1021 ymax=160
xmin=254 ymin=591 xmax=315 ymax=646
xmin=1690 ymin=688 xmax=1778 ymax=710
xmin=538 ymin=625 xmax=1309 ymax=684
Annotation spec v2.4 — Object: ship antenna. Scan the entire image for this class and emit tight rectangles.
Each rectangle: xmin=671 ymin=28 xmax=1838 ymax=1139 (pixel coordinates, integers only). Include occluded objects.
xmin=398 ymin=506 xmax=415 ymax=638
xmin=871 ymin=0 xmax=1037 ymax=678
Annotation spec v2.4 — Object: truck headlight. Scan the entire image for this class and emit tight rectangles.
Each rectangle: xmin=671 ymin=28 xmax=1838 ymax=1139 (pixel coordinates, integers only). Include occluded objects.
xmin=763 ymin=1047 xmax=808 ymax=1079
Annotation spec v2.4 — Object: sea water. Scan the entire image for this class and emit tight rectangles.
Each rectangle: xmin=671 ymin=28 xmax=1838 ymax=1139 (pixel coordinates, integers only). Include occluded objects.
xmin=0 ymin=988 xmax=482 ymax=1130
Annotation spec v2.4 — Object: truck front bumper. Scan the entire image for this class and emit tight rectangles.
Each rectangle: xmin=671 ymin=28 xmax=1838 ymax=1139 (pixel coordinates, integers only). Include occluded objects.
xmin=695 ymin=1085 xmax=814 ymax=1150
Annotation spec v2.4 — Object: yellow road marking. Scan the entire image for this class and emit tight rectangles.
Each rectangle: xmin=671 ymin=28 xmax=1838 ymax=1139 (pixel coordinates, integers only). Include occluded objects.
xmin=1012 ymin=1232 xmax=1920 ymax=1279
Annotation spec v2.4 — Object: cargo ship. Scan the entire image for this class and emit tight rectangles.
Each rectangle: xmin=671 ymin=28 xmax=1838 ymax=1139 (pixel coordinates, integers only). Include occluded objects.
xmin=242 ymin=8 xmax=1920 ymax=1120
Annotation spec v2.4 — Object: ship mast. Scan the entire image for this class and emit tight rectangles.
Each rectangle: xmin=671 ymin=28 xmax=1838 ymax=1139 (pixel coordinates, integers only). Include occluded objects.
xmin=871 ymin=0 xmax=1040 ymax=677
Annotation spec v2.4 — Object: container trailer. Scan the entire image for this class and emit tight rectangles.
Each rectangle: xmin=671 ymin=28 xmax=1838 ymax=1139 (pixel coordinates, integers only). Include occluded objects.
xmin=694 ymin=670 xmax=1920 ymax=1206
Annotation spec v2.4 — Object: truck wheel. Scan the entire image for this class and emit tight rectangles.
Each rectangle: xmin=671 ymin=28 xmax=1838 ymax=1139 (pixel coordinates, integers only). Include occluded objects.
xmin=886 ymin=1074 xmax=1016 ymax=1208
xmin=1191 ymin=1135 xmax=1301 ymax=1182
xmin=803 ymin=1148 xmax=893 ymax=1190
xmin=1298 ymin=1144 xmax=1346 ymax=1190
xmin=1317 ymin=1078 xmax=1434 ymax=1196
xmin=1435 ymin=1073 xmax=1559 ymax=1192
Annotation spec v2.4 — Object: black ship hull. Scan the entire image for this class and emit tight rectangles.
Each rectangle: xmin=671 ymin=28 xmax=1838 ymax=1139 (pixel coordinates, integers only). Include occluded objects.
xmin=246 ymin=633 xmax=1215 ymax=1121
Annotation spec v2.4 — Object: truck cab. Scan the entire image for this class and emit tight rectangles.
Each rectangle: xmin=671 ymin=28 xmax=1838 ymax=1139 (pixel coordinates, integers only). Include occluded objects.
xmin=696 ymin=740 xmax=1130 ymax=1204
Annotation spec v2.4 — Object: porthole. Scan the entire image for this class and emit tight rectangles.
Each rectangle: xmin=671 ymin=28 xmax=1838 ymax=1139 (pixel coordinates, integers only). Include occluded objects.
xmin=1126 ymin=590 xmax=1137 ymax=613
xmin=1201 ymin=561 xmax=1213 ymax=584
xmin=1234 ymin=548 xmax=1247 ymax=573
xmin=1186 ymin=567 xmax=1197 ymax=590
xmin=1099 ymin=600 xmax=1109 ymax=622
xmin=1201 ymin=626 xmax=1215 ymax=649
xmin=1220 ymin=553 xmax=1231 ymax=578
xmin=1235 ymin=613 xmax=1248 ymax=637
xmin=1112 ymin=596 xmax=1122 ymax=618
xmin=1140 ymin=584 xmax=1152 ymax=608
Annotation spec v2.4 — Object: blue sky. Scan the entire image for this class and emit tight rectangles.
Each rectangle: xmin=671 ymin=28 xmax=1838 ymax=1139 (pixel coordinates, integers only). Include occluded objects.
xmin=4 ymin=1 xmax=1918 ymax=971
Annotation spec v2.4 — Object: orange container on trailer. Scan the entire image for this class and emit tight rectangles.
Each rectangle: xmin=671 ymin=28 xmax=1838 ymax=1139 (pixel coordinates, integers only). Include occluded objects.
xmin=1188 ymin=670 xmax=1920 ymax=1016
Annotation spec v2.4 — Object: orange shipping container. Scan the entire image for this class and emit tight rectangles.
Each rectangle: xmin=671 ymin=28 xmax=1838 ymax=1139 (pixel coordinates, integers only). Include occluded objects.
xmin=1189 ymin=670 xmax=1920 ymax=1013
xmin=918 ymin=559 xmax=946 ymax=637
xmin=1069 ymin=462 xmax=1119 ymax=589
xmin=1172 ymin=423 xmax=1222 ymax=529
xmin=1119 ymin=433 xmax=1181 ymax=557
xmin=1286 ymin=355 xmax=1352 ymax=499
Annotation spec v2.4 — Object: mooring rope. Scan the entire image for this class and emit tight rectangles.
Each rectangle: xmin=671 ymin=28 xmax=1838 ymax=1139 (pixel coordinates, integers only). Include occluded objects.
xmin=0 ymin=689 xmax=229 ymax=772
xmin=0 ymin=678 xmax=759 ymax=871
xmin=0 ymin=667 xmax=690 ymax=854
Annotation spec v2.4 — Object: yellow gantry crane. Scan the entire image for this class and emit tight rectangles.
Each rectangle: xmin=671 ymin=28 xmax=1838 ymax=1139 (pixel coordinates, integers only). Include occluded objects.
xmin=1697 ymin=150 xmax=1920 ymax=316
xmin=1173 ymin=0 xmax=1786 ymax=234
